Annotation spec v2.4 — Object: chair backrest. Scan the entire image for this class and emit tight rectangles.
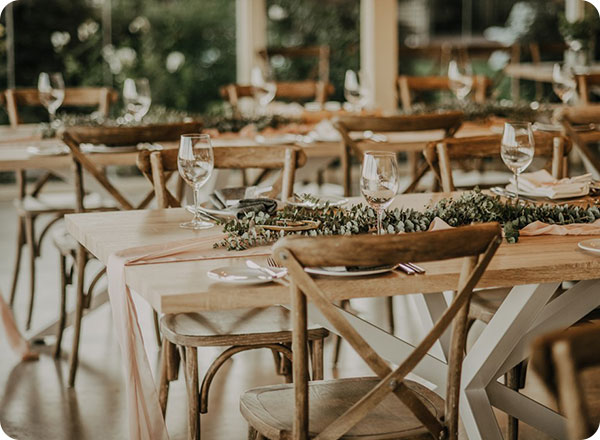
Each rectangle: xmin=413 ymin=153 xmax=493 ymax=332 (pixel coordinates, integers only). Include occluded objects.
xmin=2 ymin=87 xmax=119 ymax=127
xmin=220 ymin=80 xmax=335 ymax=106
xmin=273 ymin=222 xmax=502 ymax=439
xmin=531 ymin=323 xmax=600 ymax=440
xmin=559 ymin=105 xmax=600 ymax=177
xmin=397 ymin=75 xmax=492 ymax=110
xmin=575 ymin=73 xmax=600 ymax=105
xmin=424 ymin=133 xmax=572 ymax=192
xmin=61 ymin=121 xmax=203 ymax=211
xmin=137 ymin=145 xmax=306 ymax=207
xmin=258 ymin=45 xmax=330 ymax=83
xmin=333 ymin=111 xmax=464 ymax=196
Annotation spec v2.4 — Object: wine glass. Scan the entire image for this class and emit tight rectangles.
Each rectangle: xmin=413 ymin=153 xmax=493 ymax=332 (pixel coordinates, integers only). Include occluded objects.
xmin=344 ymin=70 xmax=369 ymax=111
xmin=250 ymin=67 xmax=276 ymax=115
xmin=178 ymin=134 xmax=215 ymax=230
xmin=360 ymin=151 xmax=400 ymax=235
xmin=38 ymin=72 xmax=65 ymax=126
xmin=448 ymin=60 xmax=473 ymax=102
xmin=552 ymin=63 xmax=577 ymax=105
xmin=123 ymin=78 xmax=151 ymax=122
xmin=501 ymin=122 xmax=535 ymax=202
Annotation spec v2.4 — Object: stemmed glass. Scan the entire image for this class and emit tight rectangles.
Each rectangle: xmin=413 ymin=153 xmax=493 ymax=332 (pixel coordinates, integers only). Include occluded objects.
xmin=360 ymin=151 xmax=400 ymax=235
xmin=552 ymin=63 xmax=577 ymax=105
xmin=448 ymin=60 xmax=473 ymax=102
xmin=344 ymin=70 xmax=369 ymax=111
xmin=178 ymin=134 xmax=215 ymax=230
xmin=38 ymin=72 xmax=65 ymax=127
xmin=123 ymin=78 xmax=151 ymax=122
xmin=501 ymin=122 xmax=535 ymax=202
xmin=250 ymin=67 xmax=276 ymax=115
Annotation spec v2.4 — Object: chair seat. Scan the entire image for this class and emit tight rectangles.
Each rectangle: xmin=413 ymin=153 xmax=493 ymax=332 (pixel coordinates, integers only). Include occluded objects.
xmin=52 ymin=224 xmax=79 ymax=255
xmin=240 ymin=377 xmax=444 ymax=440
xmin=16 ymin=192 xmax=113 ymax=215
xmin=161 ymin=306 xmax=329 ymax=347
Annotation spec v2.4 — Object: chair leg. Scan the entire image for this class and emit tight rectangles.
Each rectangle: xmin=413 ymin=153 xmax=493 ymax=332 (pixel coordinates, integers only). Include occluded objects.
xmin=184 ymin=346 xmax=200 ymax=440
xmin=68 ymin=246 xmax=87 ymax=387
xmin=311 ymin=338 xmax=324 ymax=380
xmin=54 ymin=253 xmax=68 ymax=358
xmin=9 ymin=216 xmax=25 ymax=308
xmin=506 ymin=364 xmax=523 ymax=440
xmin=387 ymin=296 xmax=395 ymax=335
xmin=158 ymin=340 xmax=172 ymax=417
xmin=333 ymin=299 xmax=350 ymax=367
xmin=24 ymin=215 xmax=36 ymax=330
xmin=248 ymin=426 xmax=267 ymax=440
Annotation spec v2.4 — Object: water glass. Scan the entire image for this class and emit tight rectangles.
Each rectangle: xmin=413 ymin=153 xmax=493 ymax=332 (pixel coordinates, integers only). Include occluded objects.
xmin=178 ymin=134 xmax=214 ymax=230
xmin=360 ymin=151 xmax=400 ymax=235
xmin=552 ymin=63 xmax=577 ymax=105
xmin=501 ymin=122 xmax=535 ymax=202
xmin=123 ymin=78 xmax=151 ymax=122
xmin=250 ymin=67 xmax=276 ymax=113
xmin=448 ymin=60 xmax=473 ymax=102
xmin=344 ymin=70 xmax=369 ymax=111
xmin=38 ymin=72 xmax=65 ymax=125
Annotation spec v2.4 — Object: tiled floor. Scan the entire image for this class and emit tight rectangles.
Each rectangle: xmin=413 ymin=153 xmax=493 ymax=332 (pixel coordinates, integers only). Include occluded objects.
xmin=0 ymin=176 xmax=585 ymax=440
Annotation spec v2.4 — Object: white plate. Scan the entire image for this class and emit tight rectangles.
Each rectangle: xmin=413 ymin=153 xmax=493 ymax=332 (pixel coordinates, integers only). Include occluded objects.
xmin=254 ymin=134 xmax=298 ymax=145
xmin=287 ymin=194 xmax=348 ymax=209
xmin=27 ymin=144 xmax=70 ymax=156
xmin=207 ymin=266 xmax=287 ymax=285
xmin=578 ymin=239 xmax=600 ymax=255
xmin=305 ymin=265 xmax=395 ymax=277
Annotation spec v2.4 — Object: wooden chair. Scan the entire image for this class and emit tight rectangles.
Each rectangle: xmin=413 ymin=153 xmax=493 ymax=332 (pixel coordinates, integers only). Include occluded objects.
xmin=333 ymin=111 xmax=464 ymax=197
xmin=57 ymin=122 xmax=202 ymax=387
xmin=531 ymin=322 xmax=600 ymax=440
xmin=258 ymin=45 xmax=330 ymax=83
xmin=7 ymin=87 xmax=119 ymax=330
xmin=220 ymin=81 xmax=335 ymax=107
xmin=397 ymin=75 xmax=492 ymax=111
xmin=559 ymin=105 xmax=600 ymax=177
xmin=575 ymin=73 xmax=600 ymax=105
xmin=1 ymin=87 xmax=118 ymax=127
xmin=423 ymin=132 xmax=571 ymax=192
xmin=137 ymin=145 xmax=329 ymax=440
xmin=240 ymin=223 xmax=502 ymax=440
xmin=423 ymin=132 xmax=571 ymax=440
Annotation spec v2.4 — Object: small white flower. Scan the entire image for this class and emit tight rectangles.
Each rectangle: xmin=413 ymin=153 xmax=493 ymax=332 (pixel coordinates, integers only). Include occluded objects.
xmin=166 ymin=51 xmax=185 ymax=73
xmin=50 ymin=31 xmax=71 ymax=51
xmin=200 ymin=48 xmax=221 ymax=66
xmin=117 ymin=47 xmax=137 ymax=67
xmin=129 ymin=16 xmax=151 ymax=34
xmin=268 ymin=4 xmax=288 ymax=21
xmin=78 ymin=20 xmax=99 ymax=42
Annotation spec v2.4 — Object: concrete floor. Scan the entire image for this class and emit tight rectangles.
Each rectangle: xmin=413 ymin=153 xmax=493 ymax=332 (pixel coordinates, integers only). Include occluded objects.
xmin=0 ymin=174 xmax=587 ymax=440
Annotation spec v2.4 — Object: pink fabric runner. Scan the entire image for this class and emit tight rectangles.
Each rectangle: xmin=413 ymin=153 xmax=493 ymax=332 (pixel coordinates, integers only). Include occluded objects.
xmin=106 ymin=231 xmax=270 ymax=440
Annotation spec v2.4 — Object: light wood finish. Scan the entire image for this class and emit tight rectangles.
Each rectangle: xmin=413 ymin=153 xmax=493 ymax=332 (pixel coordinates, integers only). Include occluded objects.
xmin=531 ymin=323 xmax=600 ymax=440
xmin=240 ymin=224 xmax=501 ymax=439
xmin=140 ymin=147 xmax=327 ymax=440
xmin=559 ymin=105 xmax=600 ymax=176
xmin=137 ymin=145 xmax=306 ymax=204
xmin=64 ymin=192 xmax=600 ymax=314
xmin=575 ymin=73 xmax=600 ymax=105
xmin=333 ymin=112 xmax=464 ymax=196
xmin=397 ymin=75 xmax=492 ymax=110
xmin=2 ymin=87 xmax=118 ymax=127
xmin=424 ymin=132 xmax=572 ymax=192
xmin=220 ymin=81 xmax=335 ymax=106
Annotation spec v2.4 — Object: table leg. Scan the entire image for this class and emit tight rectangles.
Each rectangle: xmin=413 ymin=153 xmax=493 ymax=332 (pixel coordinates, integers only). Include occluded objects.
xmin=412 ymin=292 xmax=451 ymax=361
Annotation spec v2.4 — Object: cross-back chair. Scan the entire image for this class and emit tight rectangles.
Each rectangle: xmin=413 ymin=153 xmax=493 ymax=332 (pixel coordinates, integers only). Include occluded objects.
xmin=241 ymin=223 xmax=502 ymax=440
xmin=575 ymin=73 xmax=600 ymax=105
xmin=531 ymin=322 xmax=600 ymax=440
xmin=56 ymin=122 xmax=201 ymax=387
xmin=333 ymin=111 xmax=464 ymax=197
xmin=559 ymin=105 xmax=600 ymax=177
xmin=220 ymin=81 xmax=335 ymax=108
xmin=397 ymin=75 xmax=492 ymax=111
xmin=137 ymin=145 xmax=329 ymax=440
xmin=424 ymin=132 xmax=571 ymax=192
xmin=7 ymin=87 xmax=119 ymax=331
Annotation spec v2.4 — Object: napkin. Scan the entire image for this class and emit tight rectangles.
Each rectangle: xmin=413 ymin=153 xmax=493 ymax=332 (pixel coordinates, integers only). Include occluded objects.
xmin=228 ymin=198 xmax=278 ymax=219
xmin=309 ymin=120 xmax=341 ymax=142
xmin=508 ymin=170 xmax=591 ymax=199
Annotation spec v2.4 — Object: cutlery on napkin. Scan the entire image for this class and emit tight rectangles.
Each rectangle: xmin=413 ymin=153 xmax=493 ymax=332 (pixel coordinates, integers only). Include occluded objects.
xmin=507 ymin=170 xmax=592 ymax=199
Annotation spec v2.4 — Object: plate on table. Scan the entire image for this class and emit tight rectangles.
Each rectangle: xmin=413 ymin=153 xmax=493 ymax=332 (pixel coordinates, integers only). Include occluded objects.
xmin=286 ymin=194 xmax=348 ymax=209
xmin=254 ymin=134 xmax=298 ymax=145
xmin=304 ymin=265 xmax=396 ymax=277
xmin=27 ymin=144 xmax=70 ymax=156
xmin=578 ymin=239 xmax=600 ymax=255
xmin=80 ymin=143 xmax=139 ymax=154
xmin=186 ymin=201 xmax=237 ymax=219
xmin=207 ymin=266 xmax=287 ymax=285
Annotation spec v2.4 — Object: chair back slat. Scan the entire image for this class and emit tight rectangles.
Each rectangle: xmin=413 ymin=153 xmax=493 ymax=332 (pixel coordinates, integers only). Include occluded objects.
xmin=575 ymin=73 xmax=600 ymax=105
xmin=398 ymin=75 xmax=492 ymax=110
xmin=220 ymin=80 xmax=334 ymax=105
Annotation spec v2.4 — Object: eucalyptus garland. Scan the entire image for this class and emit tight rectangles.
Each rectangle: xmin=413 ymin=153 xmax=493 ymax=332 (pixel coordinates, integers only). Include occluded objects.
xmin=213 ymin=190 xmax=600 ymax=251
xmin=400 ymin=101 xmax=554 ymax=122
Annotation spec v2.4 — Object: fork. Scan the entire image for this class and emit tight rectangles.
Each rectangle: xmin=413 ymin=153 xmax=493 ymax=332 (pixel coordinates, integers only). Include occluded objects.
xmin=267 ymin=257 xmax=282 ymax=268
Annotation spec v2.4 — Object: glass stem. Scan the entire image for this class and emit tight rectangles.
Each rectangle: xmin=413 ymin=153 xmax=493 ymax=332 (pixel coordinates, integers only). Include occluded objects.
xmin=514 ymin=173 xmax=519 ymax=203
xmin=193 ymin=185 xmax=201 ymax=223
xmin=377 ymin=209 xmax=383 ymax=235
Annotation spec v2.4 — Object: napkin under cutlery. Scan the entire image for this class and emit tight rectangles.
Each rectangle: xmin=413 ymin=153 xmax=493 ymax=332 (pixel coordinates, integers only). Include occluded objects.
xmin=508 ymin=170 xmax=592 ymax=199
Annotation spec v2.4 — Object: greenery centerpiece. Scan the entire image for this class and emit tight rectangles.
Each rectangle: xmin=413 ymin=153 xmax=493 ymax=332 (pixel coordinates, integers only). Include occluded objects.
xmin=213 ymin=191 xmax=600 ymax=251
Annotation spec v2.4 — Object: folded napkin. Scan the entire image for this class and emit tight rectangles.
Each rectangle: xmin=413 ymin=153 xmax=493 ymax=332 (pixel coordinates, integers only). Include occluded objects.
xmin=309 ymin=119 xmax=341 ymax=142
xmin=227 ymin=198 xmax=278 ymax=219
xmin=509 ymin=170 xmax=591 ymax=199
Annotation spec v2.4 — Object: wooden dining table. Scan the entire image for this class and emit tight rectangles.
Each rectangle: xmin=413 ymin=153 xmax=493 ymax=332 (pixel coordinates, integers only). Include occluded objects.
xmin=64 ymin=191 xmax=600 ymax=440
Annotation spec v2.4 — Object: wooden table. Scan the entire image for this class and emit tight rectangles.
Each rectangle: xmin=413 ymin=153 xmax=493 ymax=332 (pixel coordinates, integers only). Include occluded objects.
xmin=66 ymin=192 xmax=600 ymax=440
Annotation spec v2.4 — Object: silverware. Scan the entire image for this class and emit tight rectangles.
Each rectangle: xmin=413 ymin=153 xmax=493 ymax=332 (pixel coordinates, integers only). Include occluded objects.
xmin=267 ymin=257 xmax=282 ymax=268
xmin=406 ymin=262 xmax=426 ymax=274
xmin=490 ymin=187 xmax=539 ymax=203
xmin=363 ymin=130 xmax=388 ymax=143
xmin=396 ymin=263 xmax=416 ymax=275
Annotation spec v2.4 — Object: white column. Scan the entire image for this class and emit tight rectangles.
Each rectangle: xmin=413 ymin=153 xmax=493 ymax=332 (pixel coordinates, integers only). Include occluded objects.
xmin=360 ymin=0 xmax=398 ymax=112
xmin=566 ymin=0 xmax=585 ymax=21
xmin=236 ymin=0 xmax=267 ymax=84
